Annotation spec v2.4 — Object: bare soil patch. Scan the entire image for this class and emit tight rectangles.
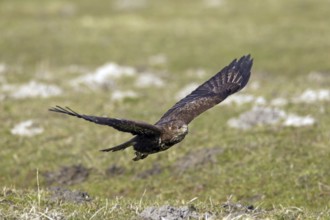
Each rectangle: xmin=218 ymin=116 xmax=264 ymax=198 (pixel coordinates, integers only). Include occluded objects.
xmin=43 ymin=164 xmax=90 ymax=185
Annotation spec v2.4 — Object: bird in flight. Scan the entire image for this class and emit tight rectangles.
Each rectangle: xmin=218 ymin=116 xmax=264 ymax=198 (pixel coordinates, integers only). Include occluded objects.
xmin=50 ymin=55 xmax=253 ymax=161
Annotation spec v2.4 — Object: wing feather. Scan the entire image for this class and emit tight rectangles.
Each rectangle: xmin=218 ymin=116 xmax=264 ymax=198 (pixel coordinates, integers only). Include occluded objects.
xmin=49 ymin=106 xmax=161 ymax=136
xmin=156 ymin=54 xmax=253 ymax=125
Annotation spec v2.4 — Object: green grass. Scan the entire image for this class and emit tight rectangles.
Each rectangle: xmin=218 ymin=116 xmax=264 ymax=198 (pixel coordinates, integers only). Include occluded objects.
xmin=1 ymin=0 xmax=330 ymax=218
xmin=1 ymin=188 xmax=330 ymax=219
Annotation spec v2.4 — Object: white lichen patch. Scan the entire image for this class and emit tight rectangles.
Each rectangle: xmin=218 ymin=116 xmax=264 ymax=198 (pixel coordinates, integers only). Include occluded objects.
xmin=2 ymin=81 xmax=62 ymax=99
xmin=254 ymin=96 xmax=267 ymax=105
xmin=293 ymin=89 xmax=330 ymax=103
xmin=270 ymin=97 xmax=288 ymax=106
xmin=135 ymin=73 xmax=165 ymax=88
xmin=175 ymin=83 xmax=199 ymax=100
xmin=204 ymin=0 xmax=224 ymax=7
xmin=0 ymin=63 xmax=6 ymax=74
xmin=194 ymin=69 xmax=207 ymax=78
xmin=11 ymin=120 xmax=44 ymax=137
xmin=19 ymin=208 xmax=66 ymax=220
xmin=227 ymin=106 xmax=286 ymax=130
xmin=111 ymin=90 xmax=138 ymax=101
xmin=283 ymin=114 xmax=316 ymax=127
xmin=248 ymin=81 xmax=261 ymax=90
xmin=223 ymin=94 xmax=254 ymax=105
xmin=114 ymin=0 xmax=147 ymax=10
xmin=0 ymin=63 xmax=6 ymax=89
xmin=70 ymin=63 xmax=136 ymax=90
xmin=222 ymin=94 xmax=266 ymax=106
xmin=227 ymin=106 xmax=316 ymax=130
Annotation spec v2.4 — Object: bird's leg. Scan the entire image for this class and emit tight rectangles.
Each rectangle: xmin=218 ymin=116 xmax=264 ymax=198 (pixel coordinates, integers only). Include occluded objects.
xmin=132 ymin=152 xmax=148 ymax=161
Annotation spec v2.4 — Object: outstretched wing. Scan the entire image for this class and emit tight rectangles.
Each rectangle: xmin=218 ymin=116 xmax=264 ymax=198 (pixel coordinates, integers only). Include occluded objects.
xmin=49 ymin=106 xmax=161 ymax=136
xmin=156 ymin=54 xmax=253 ymax=125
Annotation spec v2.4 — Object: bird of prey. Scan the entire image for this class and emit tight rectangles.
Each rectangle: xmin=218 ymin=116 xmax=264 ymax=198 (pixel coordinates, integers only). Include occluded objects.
xmin=49 ymin=55 xmax=253 ymax=161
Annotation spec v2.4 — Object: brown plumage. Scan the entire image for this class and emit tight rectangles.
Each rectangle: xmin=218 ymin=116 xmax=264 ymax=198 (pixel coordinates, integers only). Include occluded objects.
xmin=49 ymin=55 xmax=253 ymax=161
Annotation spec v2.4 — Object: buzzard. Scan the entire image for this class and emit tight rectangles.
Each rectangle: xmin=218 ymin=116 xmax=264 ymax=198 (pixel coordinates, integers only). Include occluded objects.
xmin=50 ymin=55 xmax=253 ymax=161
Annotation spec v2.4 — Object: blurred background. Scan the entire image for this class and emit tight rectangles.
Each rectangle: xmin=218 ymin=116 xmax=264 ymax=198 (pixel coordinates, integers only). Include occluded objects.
xmin=1 ymin=0 xmax=330 ymax=214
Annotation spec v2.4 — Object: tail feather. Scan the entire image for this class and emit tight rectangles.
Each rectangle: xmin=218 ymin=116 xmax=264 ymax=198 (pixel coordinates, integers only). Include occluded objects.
xmin=100 ymin=139 xmax=135 ymax=152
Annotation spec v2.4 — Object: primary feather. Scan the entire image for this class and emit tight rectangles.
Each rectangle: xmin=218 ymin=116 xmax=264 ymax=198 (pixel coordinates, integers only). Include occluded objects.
xmin=157 ymin=54 xmax=252 ymax=125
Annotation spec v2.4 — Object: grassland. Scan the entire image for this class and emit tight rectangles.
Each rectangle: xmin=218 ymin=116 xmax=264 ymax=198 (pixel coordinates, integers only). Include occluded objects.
xmin=1 ymin=0 xmax=330 ymax=219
